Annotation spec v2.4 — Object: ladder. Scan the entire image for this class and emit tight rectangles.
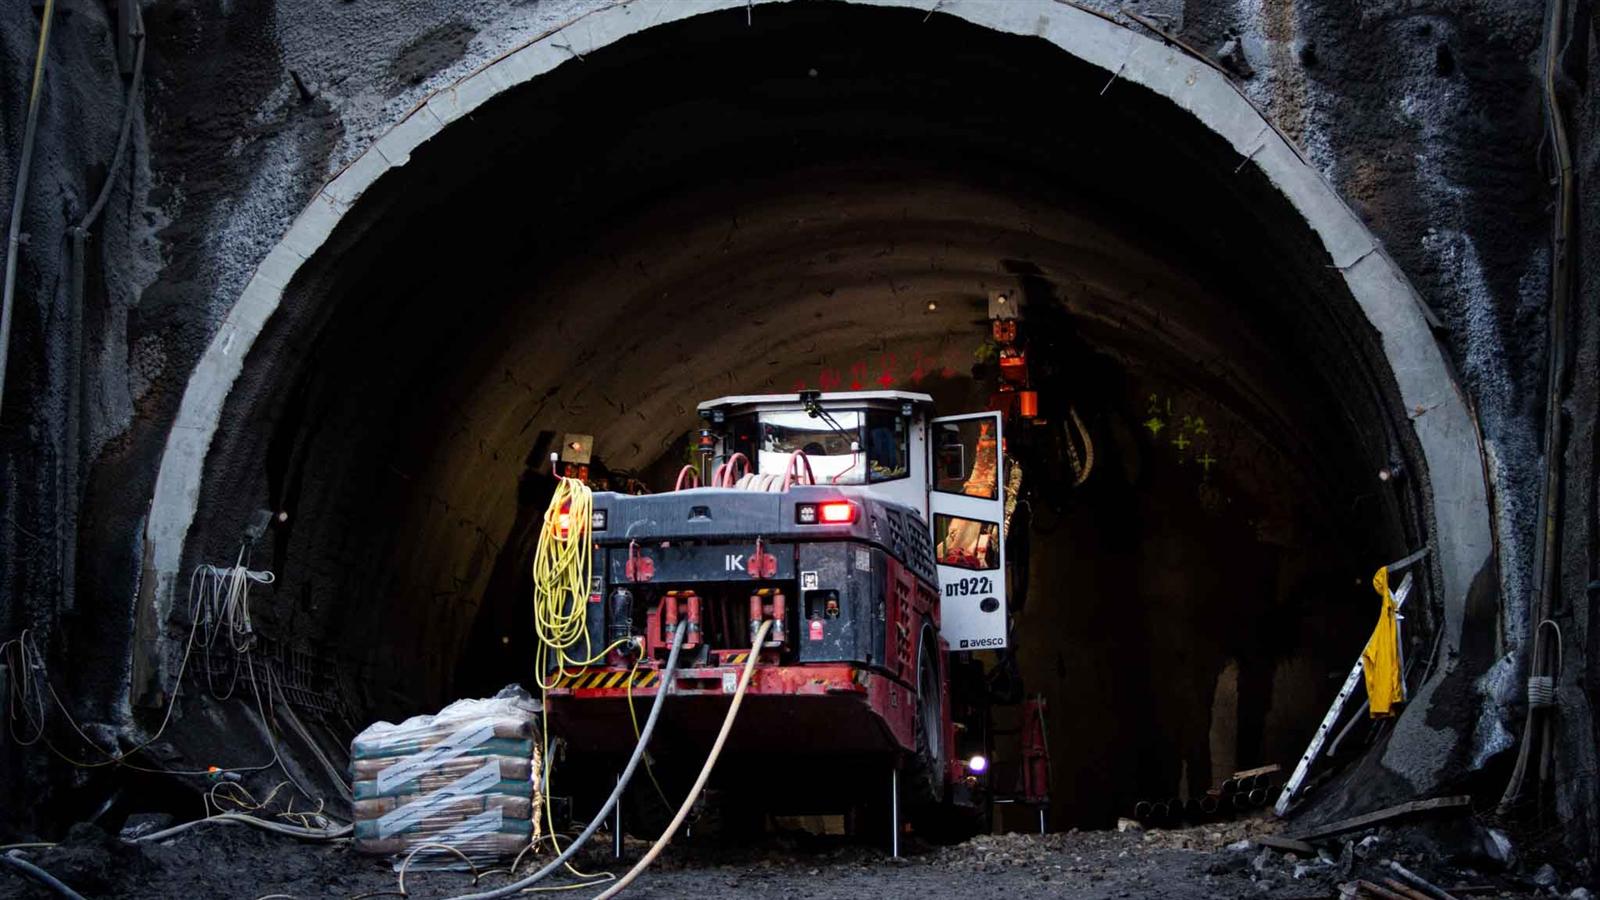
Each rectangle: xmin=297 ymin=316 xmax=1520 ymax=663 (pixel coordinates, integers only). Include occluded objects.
xmin=1274 ymin=572 xmax=1413 ymax=815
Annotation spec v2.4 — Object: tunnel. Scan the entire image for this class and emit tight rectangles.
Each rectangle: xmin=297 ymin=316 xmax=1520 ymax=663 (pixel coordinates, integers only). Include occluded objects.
xmin=132 ymin=1 xmax=1458 ymax=830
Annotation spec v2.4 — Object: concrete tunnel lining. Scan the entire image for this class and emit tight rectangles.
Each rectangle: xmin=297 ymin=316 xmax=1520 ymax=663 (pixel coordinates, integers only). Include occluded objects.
xmin=132 ymin=0 xmax=1493 ymax=806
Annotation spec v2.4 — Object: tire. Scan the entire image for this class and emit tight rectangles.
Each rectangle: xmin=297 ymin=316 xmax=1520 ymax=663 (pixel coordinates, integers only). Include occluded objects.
xmin=908 ymin=632 xmax=992 ymax=845
xmin=907 ymin=630 xmax=946 ymax=808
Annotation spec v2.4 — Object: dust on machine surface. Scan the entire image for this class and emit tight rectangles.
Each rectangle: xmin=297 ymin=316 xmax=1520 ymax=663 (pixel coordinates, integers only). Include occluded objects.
xmin=540 ymin=355 xmax=1045 ymax=845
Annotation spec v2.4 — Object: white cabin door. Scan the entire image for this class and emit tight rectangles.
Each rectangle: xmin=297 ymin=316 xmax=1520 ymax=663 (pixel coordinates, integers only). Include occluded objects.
xmin=928 ymin=411 xmax=1007 ymax=650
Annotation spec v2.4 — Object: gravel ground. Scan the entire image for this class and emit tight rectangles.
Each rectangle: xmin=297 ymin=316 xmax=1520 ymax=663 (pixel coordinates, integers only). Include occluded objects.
xmin=0 ymin=816 xmax=1554 ymax=899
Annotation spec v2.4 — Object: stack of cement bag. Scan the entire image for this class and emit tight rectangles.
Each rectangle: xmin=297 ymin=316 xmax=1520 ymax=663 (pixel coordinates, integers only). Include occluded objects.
xmin=351 ymin=685 xmax=541 ymax=868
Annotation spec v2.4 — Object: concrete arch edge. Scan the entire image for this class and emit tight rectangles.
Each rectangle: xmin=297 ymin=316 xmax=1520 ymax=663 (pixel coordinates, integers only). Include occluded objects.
xmin=136 ymin=0 xmax=1493 ymax=777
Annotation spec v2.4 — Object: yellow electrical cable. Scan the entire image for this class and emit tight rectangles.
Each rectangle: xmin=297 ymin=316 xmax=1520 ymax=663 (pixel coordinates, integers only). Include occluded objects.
xmin=626 ymin=649 xmax=673 ymax=812
xmin=532 ymin=479 xmax=631 ymax=688
xmin=534 ymin=679 xmax=613 ymax=886
xmin=528 ymin=480 xmax=619 ymax=883
xmin=27 ymin=2 xmax=56 ymax=110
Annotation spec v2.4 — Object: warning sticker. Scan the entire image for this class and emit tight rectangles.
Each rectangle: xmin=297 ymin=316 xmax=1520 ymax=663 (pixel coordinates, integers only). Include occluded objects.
xmin=800 ymin=571 xmax=819 ymax=591
xmin=809 ymin=620 xmax=824 ymax=641
xmin=854 ymin=548 xmax=871 ymax=572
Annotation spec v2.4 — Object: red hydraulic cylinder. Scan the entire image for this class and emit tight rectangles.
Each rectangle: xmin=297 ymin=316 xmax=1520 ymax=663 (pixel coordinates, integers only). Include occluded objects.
xmin=771 ymin=591 xmax=786 ymax=643
xmin=685 ymin=593 xmax=701 ymax=648
xmin=662 ymin=594 xmax=679 ymax=649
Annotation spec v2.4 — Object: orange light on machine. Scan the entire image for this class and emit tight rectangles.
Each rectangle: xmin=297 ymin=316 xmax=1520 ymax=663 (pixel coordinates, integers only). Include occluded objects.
xmin=1019 ymin=390 xmax=1039 ymax=419
xmin=818 ymin=501 xmax=856 ymax=524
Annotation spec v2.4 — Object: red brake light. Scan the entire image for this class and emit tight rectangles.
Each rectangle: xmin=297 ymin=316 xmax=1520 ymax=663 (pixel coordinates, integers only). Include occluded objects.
xmin=818 ymin=501 xmax=856 ymax=524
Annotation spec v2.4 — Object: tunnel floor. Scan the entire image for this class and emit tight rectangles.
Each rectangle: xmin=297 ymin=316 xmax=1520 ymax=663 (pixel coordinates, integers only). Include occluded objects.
xmin=1 ymin=811 xmax=1545 ymax=899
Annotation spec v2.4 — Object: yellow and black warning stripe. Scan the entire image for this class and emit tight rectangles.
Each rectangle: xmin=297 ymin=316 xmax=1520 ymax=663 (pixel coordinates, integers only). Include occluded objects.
xmin=553 ymin=668 xmax=663 ymax=690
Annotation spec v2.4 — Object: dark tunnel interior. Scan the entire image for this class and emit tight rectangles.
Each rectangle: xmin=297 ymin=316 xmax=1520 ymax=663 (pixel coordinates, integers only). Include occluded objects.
xmin=165 ymin=4 xmax=1435 ymax=828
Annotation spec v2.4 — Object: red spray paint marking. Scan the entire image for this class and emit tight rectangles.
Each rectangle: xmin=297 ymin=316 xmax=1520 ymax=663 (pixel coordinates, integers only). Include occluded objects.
xmin=876 ymin=353 xmax=897 ymax=388
xmin=848 ymin=361 xmax=868 ymax=391
xmin=819 ymin=368 xmax=842 ymax=391
xmin=908 ymin=350 xmax=942 ymax=384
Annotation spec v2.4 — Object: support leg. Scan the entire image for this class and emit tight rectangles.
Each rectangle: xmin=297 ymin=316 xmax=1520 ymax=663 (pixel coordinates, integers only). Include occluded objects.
xmin=890 ymin=767 xmax=901 ymax=859
xmin=613 ymin=773 xmax=624 ymax=860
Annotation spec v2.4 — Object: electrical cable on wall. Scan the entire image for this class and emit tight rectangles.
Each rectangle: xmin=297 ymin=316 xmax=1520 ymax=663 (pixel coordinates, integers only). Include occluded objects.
xmin=1498 ymin=0 xmax=1576 ymax=815
xmin=1 ymin=551 xmax=340 ymax=838
xmin=0 ymin=0 xmax=57 ymax=418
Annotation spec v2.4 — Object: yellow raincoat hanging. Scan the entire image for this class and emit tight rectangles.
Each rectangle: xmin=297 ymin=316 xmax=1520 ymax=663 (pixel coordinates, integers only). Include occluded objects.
xmin=1361 ymin=567 xmax=1404 ymax=718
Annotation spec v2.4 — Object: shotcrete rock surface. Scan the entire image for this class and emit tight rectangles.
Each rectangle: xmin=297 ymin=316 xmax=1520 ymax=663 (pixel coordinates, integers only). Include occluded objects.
xmin=0 ymin=0 xmax=1592 ymax=863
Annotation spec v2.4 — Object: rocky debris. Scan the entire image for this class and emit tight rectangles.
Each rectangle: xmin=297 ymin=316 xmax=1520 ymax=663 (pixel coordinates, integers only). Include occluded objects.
xmin=1137 ymin=812 xmax=1284 ymax=851
xmin=0 ymin=815 xmax=1573 ymax=898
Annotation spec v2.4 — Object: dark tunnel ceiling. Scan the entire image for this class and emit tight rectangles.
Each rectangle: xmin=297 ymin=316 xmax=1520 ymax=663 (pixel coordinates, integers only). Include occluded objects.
xmin=187 ymin=4 xmax=1422 ymax=716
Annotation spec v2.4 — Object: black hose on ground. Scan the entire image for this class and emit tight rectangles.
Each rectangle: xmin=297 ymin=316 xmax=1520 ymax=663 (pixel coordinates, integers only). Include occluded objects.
xmin=449 ymin=621 xmax=689 ymax=900
xmin=0 ymin=852 xmax=88 ymax=900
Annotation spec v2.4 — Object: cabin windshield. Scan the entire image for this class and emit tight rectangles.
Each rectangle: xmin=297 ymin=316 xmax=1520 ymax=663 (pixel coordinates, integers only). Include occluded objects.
xmin=722 ymin=405 xmax=911 ymax=486
xmin=761 ymin=410 xmax=864 ymax=484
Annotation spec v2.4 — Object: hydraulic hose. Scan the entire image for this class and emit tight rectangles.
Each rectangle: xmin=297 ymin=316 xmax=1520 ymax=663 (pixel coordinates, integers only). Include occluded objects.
xmin=594 ymin=618 xmax=773 ymax=900
xmin=0 ymin=0 xmax=57 ymax=419
xmin=450 ymin=619 xmax=689 ymax=900
xmin=0 ymin=852 xmax=87 ymax=900
xmin=75 ymin=27 xmax=145 ymax=236
xmin=63 ymin=19 xmax=147 ymax=637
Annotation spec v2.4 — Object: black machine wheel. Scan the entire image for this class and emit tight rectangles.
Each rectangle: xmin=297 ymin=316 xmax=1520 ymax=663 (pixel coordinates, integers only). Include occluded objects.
xmin=908 ymin=631 xmax=992 ymax=845
xmin=907 ymin=629 xmax=946 ymax=808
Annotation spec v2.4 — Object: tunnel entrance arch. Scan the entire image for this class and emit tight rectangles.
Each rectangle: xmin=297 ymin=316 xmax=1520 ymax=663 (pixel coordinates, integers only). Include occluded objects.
xmin=135 ymin=0 xmax=1492 ymax=824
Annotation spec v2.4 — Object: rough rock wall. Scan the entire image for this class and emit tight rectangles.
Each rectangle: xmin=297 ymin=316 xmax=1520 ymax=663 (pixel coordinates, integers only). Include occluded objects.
xmin=0 ymin=0 xmax=1590 ymax=849
xmin=1555 ymin=0 xmax=1600 ymax=862
xmin=0 ymin=0 xmax=163 ymax=818
xmin=1189 ymin=0 xmax=1554 ymax=787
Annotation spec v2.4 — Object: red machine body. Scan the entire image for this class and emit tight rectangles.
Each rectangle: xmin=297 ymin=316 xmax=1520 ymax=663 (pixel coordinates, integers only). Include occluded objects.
xmin=544 ymin=391 xmax=1002 ymax=831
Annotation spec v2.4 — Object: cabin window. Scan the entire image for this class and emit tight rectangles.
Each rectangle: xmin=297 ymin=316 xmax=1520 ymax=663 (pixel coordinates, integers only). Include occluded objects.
xmin=866 ymin=409 xmax=909 ymax=482
xmin=759 ymin=410 xmax=865 ymax=484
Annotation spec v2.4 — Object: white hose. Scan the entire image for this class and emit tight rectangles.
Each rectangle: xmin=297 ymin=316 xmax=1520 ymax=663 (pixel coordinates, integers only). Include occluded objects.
xmin=448 ymin=620 xmax=690 ymax=900
xmin=593 ymin=619 xmax=773 ymax=900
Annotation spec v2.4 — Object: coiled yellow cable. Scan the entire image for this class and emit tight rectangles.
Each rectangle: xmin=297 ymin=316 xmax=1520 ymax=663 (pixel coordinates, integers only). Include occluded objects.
xmin=532 ymin=478 xmax=627 ymax=688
